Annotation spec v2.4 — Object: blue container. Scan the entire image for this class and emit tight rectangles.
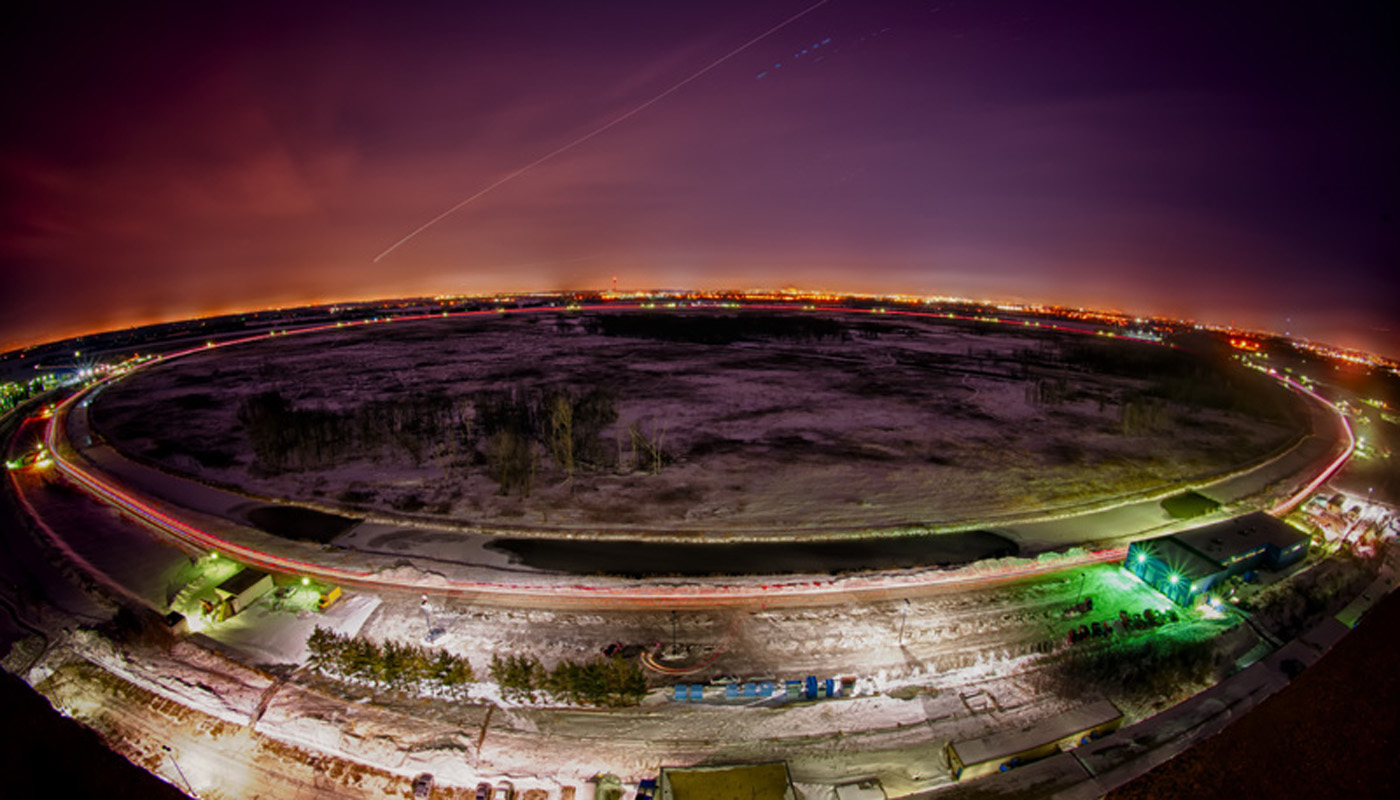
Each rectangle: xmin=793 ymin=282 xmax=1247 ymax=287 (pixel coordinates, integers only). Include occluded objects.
xmin=824 ymin=678 xmax=836 ymax=697
xmin=743 ymin=683 xmax=758 ymax=697
xmin=689 ymin=684 xmax=704 ymax=700
xmin=760 ymin=682 xmax=775 ymax=696
xmin=725 ymin=683 xmax=739 ymax=699
xmin=804 ymin=675 xmax=818 ymax=700
xmin=673 ymin=685 xmax=687 ymax=701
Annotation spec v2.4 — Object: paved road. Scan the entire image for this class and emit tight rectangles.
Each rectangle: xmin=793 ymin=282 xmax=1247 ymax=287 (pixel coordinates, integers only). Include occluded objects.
xmin=998 ymin=375 xmax=1352 ymax=552
xmin=25 ymin=367 xmax=1352 ymax=612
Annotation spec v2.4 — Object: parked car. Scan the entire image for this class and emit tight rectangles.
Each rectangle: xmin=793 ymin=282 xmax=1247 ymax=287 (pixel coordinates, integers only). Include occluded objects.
xmin=494 ymin=780 xmax=516 ymax=800
xmin=413 ymin=773 xmax=434 ymax=800
xmin=475 ymin=782 xmax=493 ymax=800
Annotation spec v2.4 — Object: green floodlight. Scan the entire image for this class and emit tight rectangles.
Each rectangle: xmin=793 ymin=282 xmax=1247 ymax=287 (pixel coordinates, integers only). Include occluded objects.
xmin=1168 ymin=574 xmax=1179 ymax=585
xmin=302 ymin=577 xmax=310 ymax=586
xmin=1137 ymin=553 xmax=1148 ymax=564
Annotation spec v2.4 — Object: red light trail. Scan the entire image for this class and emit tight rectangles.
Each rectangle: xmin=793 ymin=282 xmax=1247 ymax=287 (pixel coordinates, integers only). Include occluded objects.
xmin=22 ymin=301 xmax=1353 ymax=608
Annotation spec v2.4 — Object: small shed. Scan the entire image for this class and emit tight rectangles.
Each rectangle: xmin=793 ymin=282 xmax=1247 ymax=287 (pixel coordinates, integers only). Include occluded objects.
xmin=162 ymin=610 xmax=188 ymax=635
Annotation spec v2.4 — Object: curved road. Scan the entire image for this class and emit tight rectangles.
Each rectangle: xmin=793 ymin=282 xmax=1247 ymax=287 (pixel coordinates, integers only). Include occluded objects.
xmin=28 ymin=358 xmax=1353 ymax=610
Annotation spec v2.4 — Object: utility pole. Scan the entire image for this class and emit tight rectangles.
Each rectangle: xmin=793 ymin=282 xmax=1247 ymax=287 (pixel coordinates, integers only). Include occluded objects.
xmin=898 ymin=598 xmax=911 ymax=646
xmin=1075 ymin=572 xmax=1086 ymax=604
xmin=161 ymin=745 xmax=194 ymax=796
xmin=671 ymin=610 xmax=678 ymax=655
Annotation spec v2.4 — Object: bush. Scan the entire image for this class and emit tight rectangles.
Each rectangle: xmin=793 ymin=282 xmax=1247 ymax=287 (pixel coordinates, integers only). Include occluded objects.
xmin=489 ymin=653 xmax=545 ymax=702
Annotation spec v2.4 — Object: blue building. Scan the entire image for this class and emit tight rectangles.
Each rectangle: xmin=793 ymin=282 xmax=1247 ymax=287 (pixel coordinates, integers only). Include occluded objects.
xmin=1125 ymin=512 xmax=1310 ymax=606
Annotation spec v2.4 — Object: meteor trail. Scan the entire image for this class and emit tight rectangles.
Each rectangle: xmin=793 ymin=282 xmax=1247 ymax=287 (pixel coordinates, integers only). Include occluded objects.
xmin=373 ymin=0 xmax=832 ymax=263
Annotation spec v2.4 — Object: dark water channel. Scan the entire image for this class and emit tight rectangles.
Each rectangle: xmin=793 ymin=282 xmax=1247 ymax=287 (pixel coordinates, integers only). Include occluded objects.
xmin=245 ymin=504 xmax=360 ymax=543
xmin=487 ymin=529 xmax=1017 ymax=577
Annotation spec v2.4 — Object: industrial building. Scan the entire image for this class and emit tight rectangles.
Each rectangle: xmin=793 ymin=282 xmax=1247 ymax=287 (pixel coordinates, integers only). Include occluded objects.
xmin=658 ymin=762 xmax=795 ymax=800
xmin=1125 ymin=512 xmax=1310 ymax=606
xmin=210 ymin=568 xmax=275 ymax=621
xmin=947 ymin=700 xmax=1123 ymax=781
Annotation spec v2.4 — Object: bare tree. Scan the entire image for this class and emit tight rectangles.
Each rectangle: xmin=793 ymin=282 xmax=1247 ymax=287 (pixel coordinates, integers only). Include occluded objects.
xmin=550 ymin=393 xmax=575 ymax=487
xmin=629 ymin=418 xmax=667 ymax=475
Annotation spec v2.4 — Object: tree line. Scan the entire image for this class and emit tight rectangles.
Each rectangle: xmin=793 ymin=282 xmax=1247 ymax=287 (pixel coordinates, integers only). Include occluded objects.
xmin=306 ymin=626 xmax=474 ymax=695
xmin=238 ymin=385 xmax=641 ymax=495
xmin=488 ymin=652 xmax=649 ymax=707
xmin=307 ymin=627 xmax=650 ymax=707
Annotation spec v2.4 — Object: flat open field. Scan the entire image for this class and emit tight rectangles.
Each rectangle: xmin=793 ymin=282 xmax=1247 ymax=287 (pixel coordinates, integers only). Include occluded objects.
xmin=90 ymin=310 xmax=1306 ymax=539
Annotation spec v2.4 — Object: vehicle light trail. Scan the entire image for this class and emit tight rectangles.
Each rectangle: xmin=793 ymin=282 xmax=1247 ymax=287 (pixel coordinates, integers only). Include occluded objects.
xmin=39 ymin=387 xmax=1127 ymax=606
xmin=25 ymin=300 xmax=1351 ymax=609
xmin=1267 ymin=374 xmax=1356 ymax=516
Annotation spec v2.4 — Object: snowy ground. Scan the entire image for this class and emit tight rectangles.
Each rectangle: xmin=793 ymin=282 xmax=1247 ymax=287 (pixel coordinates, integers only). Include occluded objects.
xmin=90 ymin=311 xmax=1301 ymax=540
xmin=14 ymin=558 xmax=1265 ymax=799
xmin=202 ymin=592 xmax=380 ymax=666
xmin=11 ymin=309 xmax=1355 ymax=798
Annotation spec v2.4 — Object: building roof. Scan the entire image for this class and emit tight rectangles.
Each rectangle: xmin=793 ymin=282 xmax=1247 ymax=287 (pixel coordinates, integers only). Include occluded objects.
xmin=950 ymin=700 xmax=1122 ymax=765
xmin=1173 ymin=512 xmax=1309 ymax=566
xmin=660 ymin=762 xmax=794 ymax=800
xmin=215 ymin=568 xmax=272 ymax=596
xmin=834 ymin=780 xmax=887 ymax=800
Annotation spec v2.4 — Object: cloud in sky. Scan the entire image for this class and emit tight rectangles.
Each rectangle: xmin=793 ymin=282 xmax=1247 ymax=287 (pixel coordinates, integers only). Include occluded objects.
xmin=1 ymin=0 xmax=1396 ymax=355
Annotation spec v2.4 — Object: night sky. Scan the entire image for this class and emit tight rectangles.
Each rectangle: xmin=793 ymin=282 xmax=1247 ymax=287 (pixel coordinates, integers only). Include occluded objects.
xmin=2 ymin=1 xmax=1396 ymax=356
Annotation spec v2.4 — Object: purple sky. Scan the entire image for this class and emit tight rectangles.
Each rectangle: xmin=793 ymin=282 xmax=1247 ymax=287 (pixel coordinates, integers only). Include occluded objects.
xmin=2 ymin=1 xmax=1396 ymax=356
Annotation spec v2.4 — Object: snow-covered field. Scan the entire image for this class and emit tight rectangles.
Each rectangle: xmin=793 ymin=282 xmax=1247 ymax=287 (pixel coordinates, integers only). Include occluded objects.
xmin=14 ymin=559 xmax=1265 ymax=798
xmin=91 ymin=311 xmax=1301 ymax=539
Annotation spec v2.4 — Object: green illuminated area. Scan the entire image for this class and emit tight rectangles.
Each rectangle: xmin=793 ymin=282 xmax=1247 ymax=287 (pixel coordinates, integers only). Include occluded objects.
xmin=1068 ymin=565 xmax=1175 ymax=616
xmin=1037 ymin=561 xmax=1242 ymax=711
xmin=0 ymin=374 xmax=62 ymax=416
xmin=7 ymin=443 xmax=54 ymax=471
xmin=168 ymin=553 xmax=330 ymax=630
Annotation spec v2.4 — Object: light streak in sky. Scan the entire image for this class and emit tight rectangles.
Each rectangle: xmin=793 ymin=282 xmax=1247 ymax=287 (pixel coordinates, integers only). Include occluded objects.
xmin=373 ymin=0 xmax=832 ymax=263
